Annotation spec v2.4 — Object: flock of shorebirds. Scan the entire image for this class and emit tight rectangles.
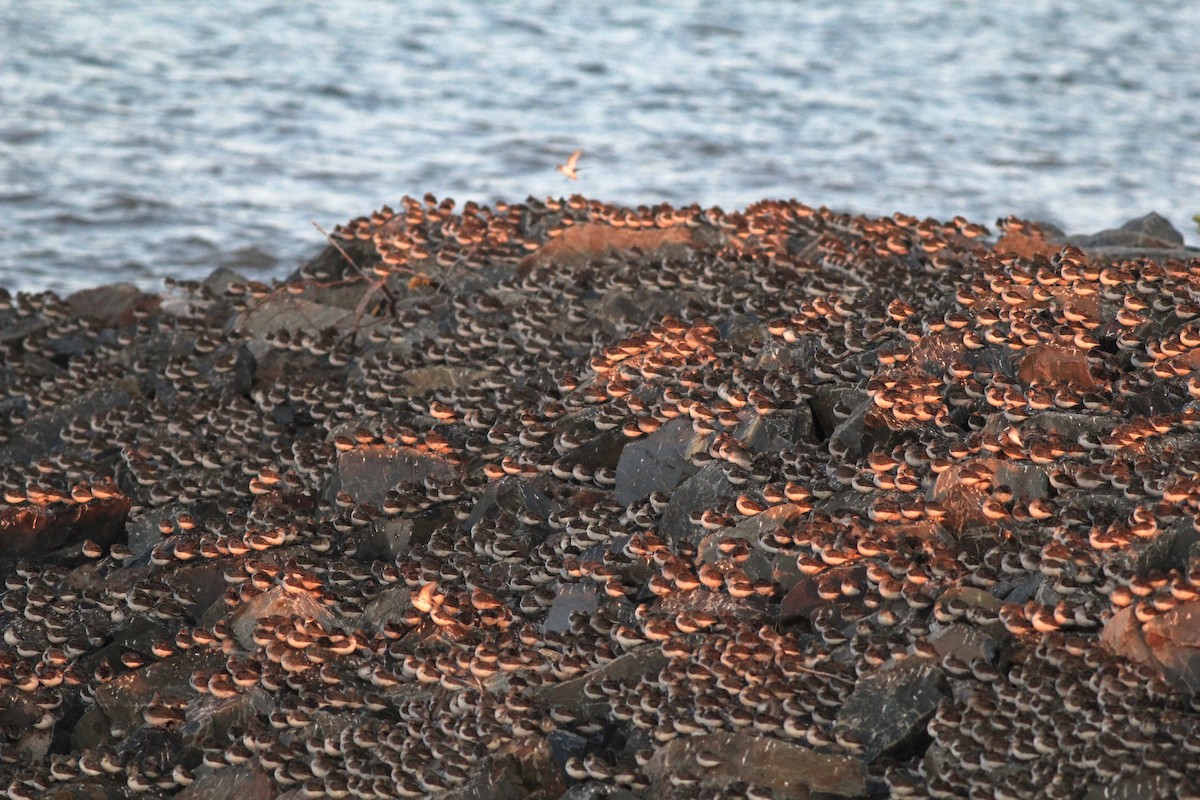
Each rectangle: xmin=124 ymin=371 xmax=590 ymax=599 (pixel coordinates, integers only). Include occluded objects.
xmin=0 ymin=194 xmax=1198 ymax=799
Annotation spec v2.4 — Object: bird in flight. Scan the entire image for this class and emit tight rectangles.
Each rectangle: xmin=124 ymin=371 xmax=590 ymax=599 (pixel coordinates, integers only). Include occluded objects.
xmin=556 ymin=149 xmax=583 ymax=180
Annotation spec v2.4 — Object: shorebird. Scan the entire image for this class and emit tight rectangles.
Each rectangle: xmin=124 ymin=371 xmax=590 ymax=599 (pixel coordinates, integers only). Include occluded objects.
xmin=556 ymin=149 xmax=582 ymax=180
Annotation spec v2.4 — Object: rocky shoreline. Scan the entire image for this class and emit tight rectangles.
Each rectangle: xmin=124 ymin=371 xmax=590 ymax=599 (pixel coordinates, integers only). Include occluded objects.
xmin=1 ymin=198 xmax=1200 ymax=799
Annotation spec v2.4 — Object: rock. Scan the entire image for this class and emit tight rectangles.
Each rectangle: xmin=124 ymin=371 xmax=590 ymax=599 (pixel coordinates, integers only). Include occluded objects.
xmin=1074 ymin=212 xmax=1182 ymax=249
xmin=443 ymin=737 xmax=565 ymax=800
xmin=542 ymin=582 xmax=599 ymax=635
xmin=594 ymin=290 xmax=704 ymax=340
xmin=0 ymin=688 xmax=53 ymax=760
xmin=1017 ymin=343 xmax=1098 ymax=389
xmin=934 ymin=587 xmax=1008 ymax=641
xmin=735 ymin=405 xmax=814 ymax=451
xmin=554 ymin=427 xmax=627 ymax=476
xmin=645 ymin=732 xmax=866 ymax=799
xmin=1084 ymin=773 xmax=1198 ymax=800
xmin=464 ymin=476 xmax=560 ymax=534
xmin=546 ymin=729 xmax=588 ymax=778
xmin=0 ymin=497 xmax=131 ymax=560
xmin=182 ymin=688 xmax=275 ymax=749
xmin=38 ymin=779 xmax=122 ymax=800
xmin=176 ymin=764 xmax=276 ymax=800
xmin=228 ymin=585 xmax=336 ymax=651
xmin=520 ymin=222 xmax=698 ymax=272
xmin=0 ymin=377 xmax=141 ymax=465
xmin=928 ymin=623 xmax=1000 ymax=667
xmin=201 ymin=266 xmax=249 ymax=297
xmin=92 ymin=648 xmax=224 ymax=736
xmin=615 ymin=418 xmax=708 ymax=506
xmin=169 ymin=562 xmax=230 ymax=618
xmin=656 ymin=588 xmax=764 ymax=626
xmin=66 ymin=283 xmax=160 ymax=329
xmin=560 ymin=785 xmax=641 ymax=800
xmin=398 ymin=365 xmax=491 ymax=395
xmin=69 ymin=705 xmax=114 ymax=753
xmin=779 ymin=567 xmax=867 ymax=623
xmin=834 ymin=661 xmax=950 ymax=762
xmin=659 ymin=462 xmax=735 ymax=543
xmin=699 ymin=502 xmax=807 ymax=588
xmin=350 ymin=516 xmax=420 ymax=562
xmin=235 ymin=295 xmax=352 ymax=359
xmin=358 ymin=585 xmax=413 ymax=632
xmin=810 ymin=386 xmax=866 ymax=445
xmin=535 ymin=646 xmax=668 ymax=714
xmin=1121 ymin=211 xmax=1185 ymax=245
xmin=328 ymin=444 xmax=457 ymax=507
xmin=827 ymin=396 xmax=875 ymax=460
xmin=1102 ymin=601 xmax=1200 ymax=692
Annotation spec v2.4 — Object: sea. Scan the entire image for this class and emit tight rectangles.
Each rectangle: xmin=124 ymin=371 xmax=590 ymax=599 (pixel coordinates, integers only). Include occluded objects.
xmin=2 ymin=0 xmax=1199 ymax=294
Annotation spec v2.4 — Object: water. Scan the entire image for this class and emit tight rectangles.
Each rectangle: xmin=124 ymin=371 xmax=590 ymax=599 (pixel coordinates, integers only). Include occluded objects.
xmin=3 ymin=1 xmax=1199 ymax=294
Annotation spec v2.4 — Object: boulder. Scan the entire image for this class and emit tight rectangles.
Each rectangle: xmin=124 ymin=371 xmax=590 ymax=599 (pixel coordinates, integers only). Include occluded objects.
xmin=615 ymin=418 xmax=708 ymax=506
xmin=1102 ymin=601 xmax=1200 ymax=692
xmin=834 ymin=661 xmax=949 ymax=762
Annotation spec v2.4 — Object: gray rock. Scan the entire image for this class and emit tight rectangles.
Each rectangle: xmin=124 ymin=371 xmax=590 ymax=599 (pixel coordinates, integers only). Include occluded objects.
xmin=66 ymin=283 xmax=159 ymax=329
xmin=615 ymin=417 xmax=708 ymax=506
xmin=543 ymin=582 xmax=599 ymax=635
xmin=92 ymin=648 xmax=224 ymax=735
xmin=834 ymin=661 xmax=950 ymax=762
xmin=0 ymin=377 xmax=141 ymax=465
xmin=1085 ymin=772 xmax=1198 ymax=800
xmin=465 ymin=476 xmax=560 ymax=533
xmin=328 ymin=444 xmax=457 ymax=507
xmin=182 ymin=688 xmax=275 ymax=748
xmin=229 ymin=585 xmax=336 ymax=651
xmin=536 ymin=645 xmax=669 ymax=714
xmin=734 ymin=405 xmax=815 ymax=451
xmin=202 ymin=266 xmax=249 ymax=297
xmin=556 ymin=427 xmax=628 ymax=474
xmin=827 ymin=396 xmax=874 ymax=459
xmin=1119 ymin=212 xmax=1183 ymax=246
xmin=547 ymin=729 xmax=588 ymax=777
xmin=928 ymin=623 xmax=1000 ymax=665
xmin=645 ymin=731 xmax=866 ymax=799
xmin=234 ymin=295 xmax=352 ymax=359
xmin=69 ymin=704 xmax=114 ymax=753
xmin=560 ymin=784 xmax=641 ymax=800
xmin=358 ymin=585 xmax=413 ymax=632
xmin=660 ymin=462 xmax=735 ymax=543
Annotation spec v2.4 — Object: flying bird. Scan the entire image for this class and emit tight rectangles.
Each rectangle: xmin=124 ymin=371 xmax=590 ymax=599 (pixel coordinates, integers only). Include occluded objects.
xmin=556 ymin=149 xmax=583 ymax=180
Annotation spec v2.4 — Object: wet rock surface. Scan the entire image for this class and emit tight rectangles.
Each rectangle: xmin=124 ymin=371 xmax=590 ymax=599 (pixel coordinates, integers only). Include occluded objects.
xmin=1 ymin=202 xmax=1200 ymax=799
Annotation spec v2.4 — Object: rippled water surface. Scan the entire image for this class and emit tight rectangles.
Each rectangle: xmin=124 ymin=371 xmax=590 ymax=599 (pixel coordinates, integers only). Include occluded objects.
xmin=3 ymin=1 xmax=1199 ymax=292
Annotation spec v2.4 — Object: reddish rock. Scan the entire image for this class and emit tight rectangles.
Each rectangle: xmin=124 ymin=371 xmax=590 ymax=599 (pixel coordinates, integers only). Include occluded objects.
xmin=994 ymin=225 xmax=1060 ymax=259
xmin=0 ymin=497 xmax=131 ymax=558
xmin=1103 ymin=602 xmax=1200 ymax=692
xmin=1018 ymin=343 xmax=1098 ymax=388
xmin=521 ymin=222 xmax=697 ymax=272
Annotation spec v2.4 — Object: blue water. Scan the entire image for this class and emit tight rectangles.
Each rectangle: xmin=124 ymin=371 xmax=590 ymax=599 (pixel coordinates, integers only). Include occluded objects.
xmin=2 ymin=1 xmax=1199 ymax=293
